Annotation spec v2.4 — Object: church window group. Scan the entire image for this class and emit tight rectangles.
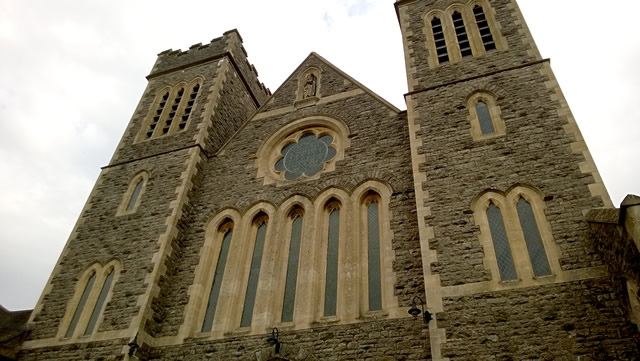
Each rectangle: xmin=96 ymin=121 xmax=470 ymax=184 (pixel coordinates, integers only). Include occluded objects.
xmin=427 ymin=1 xmax=501 ymax=66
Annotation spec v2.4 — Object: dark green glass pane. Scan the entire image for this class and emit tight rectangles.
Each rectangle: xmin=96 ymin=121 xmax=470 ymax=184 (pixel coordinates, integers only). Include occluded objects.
xmin=84 ymin=270 xmax=115 ymax=336
xmin=324 ymin=209 xmax=340 ymax=317
xmin=126 ymin=180 xmax=144 ymax=211
xmin=65 ymin=272 xmax=96 ymax=338
xmin=241 ymin=223 xmax=267 ymax=327
xmin=367 ymin=202 xmax=382 ymax=311
xmin=202 ymin=228 xmax=233 ymax=332
xmin=517 ymin=199 xmax=552 ymax=276
xmin=282 ymin=216 xmax=303 ymax=322
xmin=278 ymin=133 xmax=335 ymax=180
xmin=476 ymin=101 xmax=495 ymax=135
xmin=487 ymin=204 xmax=517 ymax=281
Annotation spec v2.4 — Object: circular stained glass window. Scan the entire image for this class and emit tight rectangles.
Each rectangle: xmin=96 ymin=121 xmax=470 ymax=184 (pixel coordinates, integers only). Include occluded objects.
xmin=274 ymin=133 xmax=337 ymax=180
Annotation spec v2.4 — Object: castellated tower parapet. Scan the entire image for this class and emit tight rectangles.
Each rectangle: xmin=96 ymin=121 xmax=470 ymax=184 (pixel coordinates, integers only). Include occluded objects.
xmin=106 ymin=29 xmax=270 ymax=166
xmin=150 ymin=29 xmax=270 ymax=102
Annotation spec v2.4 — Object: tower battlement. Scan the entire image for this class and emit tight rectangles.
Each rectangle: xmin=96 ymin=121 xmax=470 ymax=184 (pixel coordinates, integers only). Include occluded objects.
xmin=149 ymin=29 xmax=270 ymax=101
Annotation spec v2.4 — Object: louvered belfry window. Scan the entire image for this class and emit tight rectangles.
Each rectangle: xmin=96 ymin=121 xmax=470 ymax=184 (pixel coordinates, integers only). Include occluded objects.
xmin=162 ymin=88 xmax=184 ymax=135
xmin=146 ymin=92 xmax=169 ymax=139
xmin=452 ymin=11 xmax=472 ymax=57
xmin=178 ymin=83 xmax=200 ymax=131
xmin=202 ymin=224 xmax=234 ymax=332
xmin=473 ymin=5 xmax=496 ymax=51
xmin=487 ymin=203 xmax=517 ymax=281
xmin=431 ymin=17 xmax=450 ymax=64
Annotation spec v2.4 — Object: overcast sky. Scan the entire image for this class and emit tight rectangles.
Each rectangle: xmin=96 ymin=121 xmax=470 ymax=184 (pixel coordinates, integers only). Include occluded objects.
xmin=0 ymin=0 xmax=638 ymax=311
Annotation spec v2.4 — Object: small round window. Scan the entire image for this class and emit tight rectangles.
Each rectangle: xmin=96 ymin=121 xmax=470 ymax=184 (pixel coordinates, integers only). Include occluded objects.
xmin=274 ymin=132 xmax=337 ymax=180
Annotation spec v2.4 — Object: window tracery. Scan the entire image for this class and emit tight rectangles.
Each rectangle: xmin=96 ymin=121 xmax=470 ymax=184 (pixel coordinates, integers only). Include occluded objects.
xmin=466 ymin=91 xmax=505 ymax=140
xmin=138 ymin=77 xmax=203 ymax=142
xmin=189 ymin=182 xmax=398 ymax=338
xmin=59 ymin=261 xmax=120 ymax=339
xmin=118 ymin=172 xmax=149 ymax=216
xmin=255 ymin=116 xmax=350 ymax=185
xmin=473 ymin=185 xmax=559 ymax=283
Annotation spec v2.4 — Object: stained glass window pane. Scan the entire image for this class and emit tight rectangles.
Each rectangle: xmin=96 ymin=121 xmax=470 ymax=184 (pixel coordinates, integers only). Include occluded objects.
xmin=241 ymin=223 xmax=267 ymax=327
xmin=517 ymin=199 xmax=552 ymax=277
xmin=84 ymin=269 xmax=114 ymax=336
xmin=324 ymin=209 xmax=340 ymax=317
xmin=367 ymin=202 xmax=382 ymax=311
xmin=282 ymin=216 xmax=303 ymax=322
xmin=476 ymin=101 xmax=495 ymax=135
xmin=66 ymin=272 xmax=96 ymax=338
xmin=487 ymin=204 xmax=517 ymax=281
xmin=202 ymin=228 xmax=233 ymax=332
xmin=277 ymin=133 xmax=335 ymax=180
xmin=127 ymin=180 xmax=144 ymax=211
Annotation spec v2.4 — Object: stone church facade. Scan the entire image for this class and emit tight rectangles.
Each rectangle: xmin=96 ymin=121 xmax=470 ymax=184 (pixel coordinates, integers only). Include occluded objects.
xmin=9 ymin=0 xmax=640 ymax=360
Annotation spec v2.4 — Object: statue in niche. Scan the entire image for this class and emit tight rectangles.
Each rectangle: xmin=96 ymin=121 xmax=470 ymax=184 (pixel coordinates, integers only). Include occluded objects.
xmin=302 ymin=73 xmax=317 ymax=99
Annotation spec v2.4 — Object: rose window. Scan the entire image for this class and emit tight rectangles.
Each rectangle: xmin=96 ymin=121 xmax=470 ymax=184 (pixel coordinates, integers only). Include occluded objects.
xmin=274 ymin=133 xmax=337 ymax=181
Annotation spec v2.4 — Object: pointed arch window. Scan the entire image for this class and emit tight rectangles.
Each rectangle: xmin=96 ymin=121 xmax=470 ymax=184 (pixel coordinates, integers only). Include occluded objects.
xmin=431 ymin=17 xmax=450 ymax=64
xmin=240 ymin=215 xmax=268 ymax=327
xmin=61 ymin=262 xmax=119 ymax=339
xmin=516 ymin=198 xmax=552 ymax=277
xmin=466 ymin=92 xmax=505 ymax=141
xmin=177 ymin=83 xmax=200 ymax=131
xmin=486 ymin=203 xmax=517 ymax=281
xmin=65 ymin=271 xmax=96 ymax=338
xmin=452 ymin=11 xmax=472 ymax=57
xmin=281 ymin=209 xmax=304 ymax=323
xmin=476 ymin=101 xmax=495 ymax=135
xmin=118 ymin=173 xmax=148 ymax=215
xmin=473 ymin=5 xmax=496 ymax=51
xmin=146 ymin=92 xmax=168 ymax=139
xmin=474 ymin=187 xmax=559 ymax=285
xmin=202 ymin=221 xmax=234 ymax=332
xmin=324 ymin=202 xmax=341 ymax=317
xmin=84 ymin=268 xmax=115 ymax=336
xmin=126 ymin=179 xmax=144 ymax=212
xmin=161 ymin=88 xmax=184 ymax=135
xmin=366 ymin=197 xmax=383 ymax=311
xmin=139 ymin=78 xmax=202 ymax=142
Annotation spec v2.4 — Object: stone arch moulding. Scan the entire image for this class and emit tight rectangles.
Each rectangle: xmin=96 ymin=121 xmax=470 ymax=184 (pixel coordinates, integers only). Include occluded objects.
xmin=255 ymin=115 xmax=351 ymax=186
xmin=117 ymin=170 xmax=150 ymax=216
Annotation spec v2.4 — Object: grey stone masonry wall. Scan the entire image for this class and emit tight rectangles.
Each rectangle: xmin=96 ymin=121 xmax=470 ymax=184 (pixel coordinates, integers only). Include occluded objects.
xmin=587 ymin=207 xmax=640 ymax=288
xmin=205 ymin=64 xmax=259 ymax=154
xmin=149 ymin=55 xmax=422 ymax=337
xmin=149 ymin=319 xmax=430 ymax=360
xmin=26 ymin=149 xmax=193 ymax=341
xmin=18 ymin=338 xmax=127 ymax=361
xmin=400 ymin=0 xmax=541 ymax=91
xmin=413 ymin=62 xmax=605 ymax=287
xmin=439 ymin=278 xmax=640 ymax=360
